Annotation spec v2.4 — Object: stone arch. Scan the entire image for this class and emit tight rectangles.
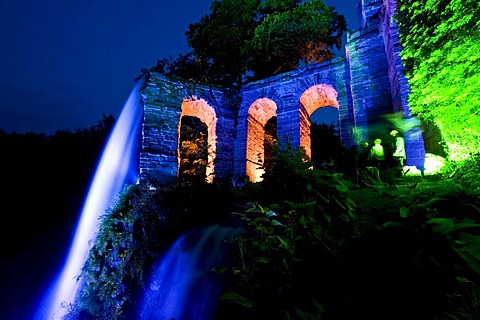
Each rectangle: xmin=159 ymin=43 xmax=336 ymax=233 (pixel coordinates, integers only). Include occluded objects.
xmin=246 ymin=98 xmax=277 ymax=182
xmin=299 ymin=84 xmax=339 ymax=159
xmin=179 ymin=97 xmax=217 ymax=183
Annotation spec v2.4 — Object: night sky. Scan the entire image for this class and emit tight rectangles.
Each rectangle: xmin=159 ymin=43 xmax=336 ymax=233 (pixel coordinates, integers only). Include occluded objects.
xmin=0 ymin=0 xmax=360 ymax=135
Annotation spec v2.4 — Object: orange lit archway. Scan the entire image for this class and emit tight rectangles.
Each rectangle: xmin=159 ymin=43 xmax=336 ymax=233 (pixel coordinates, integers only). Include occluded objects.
xmin=179 ymin=97 xmax=217 ymax=183
xmin=246 ymin=98 xmax=277 ymax=182
xmin=299 ymin=84 xmax=339 ymax=159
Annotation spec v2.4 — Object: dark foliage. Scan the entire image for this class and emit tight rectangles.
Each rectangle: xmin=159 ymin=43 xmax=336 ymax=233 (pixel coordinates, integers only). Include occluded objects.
xmin=151 ymin=0 xmax=346 ymax=88
xmin=311 ymin=121 xmax=357 ymax=182
xmin=65 ymin=179 xmax=241 ymax=319
xmin=3 ymin=113 xmax=480 ymax=320
xmin=178 ymin=116 xmax=209 ymax=186
xmin=0 ymin=114 xmax=114 ymax=319
xmin=0 ymin=114 xmax=114 ymax=255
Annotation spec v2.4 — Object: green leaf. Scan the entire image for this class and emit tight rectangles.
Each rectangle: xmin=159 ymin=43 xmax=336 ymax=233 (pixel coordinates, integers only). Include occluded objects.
xmin=322 ymin=211 xmax=331 ymax=223
xmin=452 ymin=219 xmax=480 ymax=232
xmin=271 ymin=219 xmax=284 ymax=226
xmin=294 ymin=306 xmax=311 ymax=320
xmin=383 ymin=221 xmax=403 ymax=229
xmin=266 ymin=210 xmax=277 ymax=217
xmin=220 ymin=291 xmax=253 ymax=308
xmin=455 ymin=247 xmax=480 ymax=275
xmin=399 ymin=207 xmax=409 ymax=218
xmin=427 ymin=218 xmax=455 ymax=235
xmin=277 ymin=235 xmax=293 ymax=252
xmin=463 ymin=236 xmax=480 ymax=262
xmin=335 ymin=183 xmax=349 ymax=193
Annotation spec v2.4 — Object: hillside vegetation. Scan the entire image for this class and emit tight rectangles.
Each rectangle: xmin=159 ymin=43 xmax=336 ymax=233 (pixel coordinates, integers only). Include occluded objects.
xmin=67 ymin=143 xmax=480 ymax=320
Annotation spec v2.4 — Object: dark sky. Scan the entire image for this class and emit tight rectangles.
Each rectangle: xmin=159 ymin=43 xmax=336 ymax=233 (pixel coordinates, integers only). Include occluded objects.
xmin=0 ymin=0 xmax=360 ymax=134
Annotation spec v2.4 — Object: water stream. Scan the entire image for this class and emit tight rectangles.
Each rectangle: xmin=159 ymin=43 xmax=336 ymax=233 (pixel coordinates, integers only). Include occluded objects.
xmin=35 ymin=77 xmax=145 ymax=320
xmin=139 ymin=224 xmax=242 ymax=320
xmin=35 ymin=74 xmax=241 ymax=320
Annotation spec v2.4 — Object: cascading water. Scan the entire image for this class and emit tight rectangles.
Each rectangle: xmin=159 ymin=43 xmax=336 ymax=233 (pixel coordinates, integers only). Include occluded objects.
xmin=35 ymin=76 xmax=145 ymax=320
xmin=139 ymin=224 xmax=242 ymax=320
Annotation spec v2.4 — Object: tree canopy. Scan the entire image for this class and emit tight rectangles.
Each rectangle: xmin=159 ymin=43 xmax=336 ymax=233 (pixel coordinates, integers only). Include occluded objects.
xmin=153 ymin=0 xmax=346 ymax=88
xmin=394 ymin=0 xmax=480 ymax=161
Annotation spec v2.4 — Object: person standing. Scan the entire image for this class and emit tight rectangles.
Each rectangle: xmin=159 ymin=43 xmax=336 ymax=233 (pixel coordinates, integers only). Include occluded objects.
xmin=355 ymin=140 xmax=371 ymax=186
xmin=368 ymin=138 xmax=387 ymax=180
xmin=356 ymin=141 xmax=370 ymax=168
xmin=390 ymin=130 xmax=406 ymax=167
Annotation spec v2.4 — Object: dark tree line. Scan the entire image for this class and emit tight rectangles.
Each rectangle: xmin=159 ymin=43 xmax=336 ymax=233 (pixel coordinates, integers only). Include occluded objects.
xmin=0 ymin=114 xmax=115 ymax=319
xmin=0 ymin=114 xmax=115 ymax=256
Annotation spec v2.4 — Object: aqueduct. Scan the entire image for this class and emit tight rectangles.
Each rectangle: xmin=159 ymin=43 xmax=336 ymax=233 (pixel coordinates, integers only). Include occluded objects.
xmin=137 ymin=0 xmax=426 ymax=184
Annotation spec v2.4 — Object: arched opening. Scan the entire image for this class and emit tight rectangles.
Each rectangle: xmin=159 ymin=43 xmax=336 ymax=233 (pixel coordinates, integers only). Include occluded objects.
xmin=178 ymin=116 xmax=208 ymax=185
xmin=299 ymin=84 xmax=339 ymax=160
xmin=310 ymin=106 xmax=341 ymax=169
xmin=246 ymin=98 xmax=277 ymax=182
xmin=179 ymin=98 xmax=217 ymax=183
xmin=264 ymin=116 xmax=278 ymax=175
xmin=311 ymin=106 xmax=339 ymax=127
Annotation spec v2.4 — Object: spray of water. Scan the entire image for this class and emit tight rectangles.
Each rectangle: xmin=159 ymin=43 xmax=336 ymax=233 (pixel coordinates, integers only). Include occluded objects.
xmin=140 ymin=224 xmax=243 ymax=320
xmin=35 ymin=77 xmax=145 ymax=320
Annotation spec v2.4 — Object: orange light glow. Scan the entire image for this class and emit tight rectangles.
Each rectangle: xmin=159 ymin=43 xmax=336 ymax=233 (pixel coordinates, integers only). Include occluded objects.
xmin=179 ymin=98 xmax=217 ymax=183
xmin=246 ymin=98 xmax=277 ymax=182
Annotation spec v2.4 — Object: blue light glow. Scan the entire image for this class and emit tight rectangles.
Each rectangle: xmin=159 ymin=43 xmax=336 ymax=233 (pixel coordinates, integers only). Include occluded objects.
xmin=35 ymin=77 xmax=145 ymax=320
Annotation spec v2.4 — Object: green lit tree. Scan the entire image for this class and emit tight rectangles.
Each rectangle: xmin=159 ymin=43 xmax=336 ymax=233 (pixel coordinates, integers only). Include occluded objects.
xmin=153 ymin=0 xmax=346 ymax=88
xmin=395 ymin=0 xmax=480 ymax=161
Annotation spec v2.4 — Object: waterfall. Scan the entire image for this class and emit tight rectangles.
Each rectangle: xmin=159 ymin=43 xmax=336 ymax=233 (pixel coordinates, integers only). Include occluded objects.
xmin=139 ymin=224 xmax=242 ymax=320
xmin=35 ymin=76 xmax=145 ymax=320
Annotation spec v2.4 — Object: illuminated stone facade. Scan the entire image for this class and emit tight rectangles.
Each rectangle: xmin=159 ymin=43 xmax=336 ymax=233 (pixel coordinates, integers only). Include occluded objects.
xmin=138 ymin=0 xmax=426 ymax=184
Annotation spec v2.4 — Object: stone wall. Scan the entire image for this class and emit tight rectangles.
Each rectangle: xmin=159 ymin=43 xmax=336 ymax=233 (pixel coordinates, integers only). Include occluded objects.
xmin=236 ymin=58 xmax=349 ymax=181
xmin=346 ymin=0 xmax=395 ymax=146
xmin=138 ymin=0 xmax=426 ymax=184
xmin=381 ymin=0 xmax=426 ymax=168
xmin=139 ymin=74 xmax=237 ymax=184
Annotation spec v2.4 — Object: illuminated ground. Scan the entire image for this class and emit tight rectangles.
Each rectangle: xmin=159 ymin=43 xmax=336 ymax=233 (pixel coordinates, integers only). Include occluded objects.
xmin=347 ymin=174 xmax=453 ymax=217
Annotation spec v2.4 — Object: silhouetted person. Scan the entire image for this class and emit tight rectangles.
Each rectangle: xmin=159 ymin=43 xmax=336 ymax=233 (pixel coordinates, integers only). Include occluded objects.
xmin=356 ymin=141 xmax=371 ymax=186
xmin=356 ymin=141 xmax=370 ymax=168
xmin=390 ymin=129 xmax=406 ymax=167
xmin=368 ymin=138 xmax=387 ymax=181
xmin=417 ymin=147 xmax=426 ymax=179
